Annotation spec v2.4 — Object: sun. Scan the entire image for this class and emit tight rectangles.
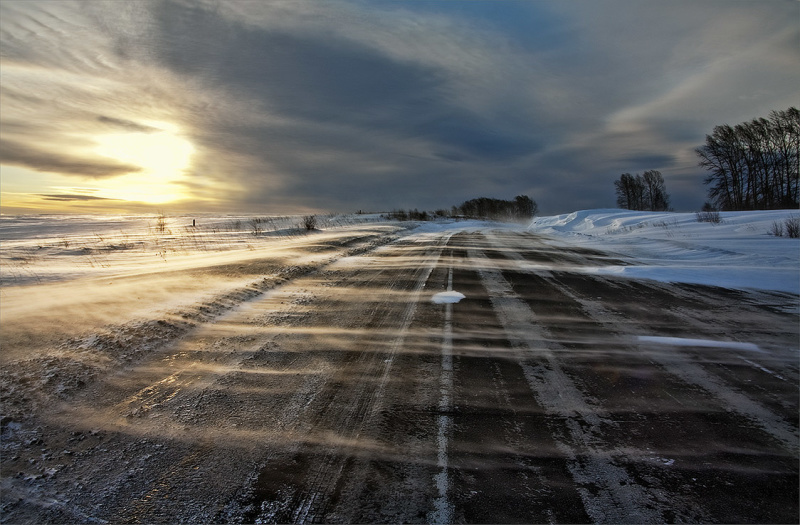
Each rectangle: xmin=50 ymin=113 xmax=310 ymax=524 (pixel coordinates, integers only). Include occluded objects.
xmin=93 ymin=121 xmax=195 ymax=204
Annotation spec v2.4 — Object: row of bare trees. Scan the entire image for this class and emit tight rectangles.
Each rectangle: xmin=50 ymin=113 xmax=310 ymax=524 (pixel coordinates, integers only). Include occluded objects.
xmin=696 ymin=107 xmax=799 ymax=210
xmin=454 ymin=195 xmax=538 ymax=221
xmin=614 ymin=170 xmax=671 ymax=211
xmin=383 ymin=195 xmax=538 ymax=222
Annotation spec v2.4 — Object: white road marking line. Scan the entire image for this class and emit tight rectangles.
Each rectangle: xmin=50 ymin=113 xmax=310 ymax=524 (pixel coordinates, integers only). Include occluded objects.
xmin=430 ymin=266 xmax=454 ymax=525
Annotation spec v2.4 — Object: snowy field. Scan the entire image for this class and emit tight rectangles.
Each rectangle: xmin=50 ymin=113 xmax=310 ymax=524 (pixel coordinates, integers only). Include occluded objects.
xmin=0 ymin=213 xmax=389 ymax=286
xmin=2 ymin=209 xmax=798 ymax=293
xmin=529 ymin=209 xmax=800 ymax=294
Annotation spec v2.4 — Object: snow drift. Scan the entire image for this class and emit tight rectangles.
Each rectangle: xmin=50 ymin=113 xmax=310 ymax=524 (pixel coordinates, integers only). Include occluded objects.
xmin=529 ymin=209 xmax=800 ymax=294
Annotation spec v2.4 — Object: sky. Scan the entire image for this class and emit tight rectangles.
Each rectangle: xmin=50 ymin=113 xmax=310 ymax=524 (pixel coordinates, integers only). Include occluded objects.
xmin=1 ymin=0 xmax=798 ymax=215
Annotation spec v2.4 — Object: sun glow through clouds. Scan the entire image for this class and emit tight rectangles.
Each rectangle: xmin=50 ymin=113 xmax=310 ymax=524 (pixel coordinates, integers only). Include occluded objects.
xmin=93 ymin=121 xmax=195 ymax=205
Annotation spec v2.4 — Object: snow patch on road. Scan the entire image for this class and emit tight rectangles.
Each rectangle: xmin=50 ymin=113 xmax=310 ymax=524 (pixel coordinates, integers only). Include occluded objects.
xmin=637 ymin=336 xmax=763 ymax=353
xmin=431 ymin=291 xmax=466 ymax=304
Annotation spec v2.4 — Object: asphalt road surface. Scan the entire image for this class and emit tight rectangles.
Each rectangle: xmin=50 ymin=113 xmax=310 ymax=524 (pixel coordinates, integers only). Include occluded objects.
xmin=2 ymin=228 xmax=798 ymax=523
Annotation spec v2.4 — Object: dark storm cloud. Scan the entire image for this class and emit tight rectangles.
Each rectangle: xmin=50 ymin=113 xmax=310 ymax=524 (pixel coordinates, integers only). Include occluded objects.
xmin=418 ymin=115 xmax=539 ymax=162
xmin=149 ymin=1 xmax=540 ymax=164
xmin=97 ymin=116 xmax=160 ymax=133
xmin=134 ymin=0 xmax=550 ymax=211
xmin=39 ymin=194 xmax=118 ymax=202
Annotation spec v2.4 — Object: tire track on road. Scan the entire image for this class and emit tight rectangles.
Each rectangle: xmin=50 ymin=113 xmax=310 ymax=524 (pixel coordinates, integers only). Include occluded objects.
xmin=480 ymin=229 xmax=797 ymax=522
xmin=484 ymin=229 xmax=798 ymax=453
xmin=546 ymin=273 xmax=800 ymax=454
xmin=469 ymin=246 xmax=666 ymax=523
xmin=442 ymin=239 xmax=589 ymax=523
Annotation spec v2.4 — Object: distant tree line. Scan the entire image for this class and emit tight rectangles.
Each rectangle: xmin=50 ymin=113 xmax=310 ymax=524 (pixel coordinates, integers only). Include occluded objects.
xmin=384 ymin=209 xmax=440 ymax=221
xmin=383 ymin=195 xmax=538 ymax=222
xmin=453 ymin=195 xmax=538 ymax=221
xmin=614 ymin=170 xmax=671 ymax=211
xmin=696 ymin=107 xmax=799 ymax=210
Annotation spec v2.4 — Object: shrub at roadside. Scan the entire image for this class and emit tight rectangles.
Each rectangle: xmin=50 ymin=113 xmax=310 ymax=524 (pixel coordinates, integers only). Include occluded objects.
xmin=696 ymin=210 xmax=722 ymax=224
xmin=785 ymin=216 xmax=800 ymax=238
xmin=768 ymin=216 xmax=799 ymax=238
xmin=302 ymin=215 xmax=317 ymax=231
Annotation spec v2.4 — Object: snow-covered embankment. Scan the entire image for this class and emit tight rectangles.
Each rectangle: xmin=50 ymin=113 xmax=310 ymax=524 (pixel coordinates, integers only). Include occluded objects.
xmin=529 ymin=209 xmax=800 ymax=294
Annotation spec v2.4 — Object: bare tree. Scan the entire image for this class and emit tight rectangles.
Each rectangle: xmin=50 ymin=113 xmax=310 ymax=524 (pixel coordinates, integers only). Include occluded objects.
xmin=697 ymin=107 xmax=799 ymax=210
xmin=615 ymin=171 xmax=670 ymax=211
xmin=615 ymin=173 xmax=643 ymax=210
xmin=615 ymin=173 xmax=640 ymax=210
xmin=642 ymin=170 xmax=670 ymax=211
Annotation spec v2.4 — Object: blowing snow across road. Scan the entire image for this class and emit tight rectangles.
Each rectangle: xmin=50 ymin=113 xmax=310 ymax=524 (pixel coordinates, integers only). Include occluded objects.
xmin=1 ymin=213 xmax=798 ymax=523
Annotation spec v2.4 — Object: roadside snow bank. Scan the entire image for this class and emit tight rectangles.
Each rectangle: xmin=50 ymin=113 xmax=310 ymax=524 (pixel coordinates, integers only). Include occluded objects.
xmin=529 ymin=209 xmax=800 ymax=294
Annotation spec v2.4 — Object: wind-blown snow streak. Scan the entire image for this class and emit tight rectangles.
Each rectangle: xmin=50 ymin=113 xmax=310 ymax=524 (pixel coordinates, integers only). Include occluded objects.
xmin=253 ymin=233 xmax=454 ymax=524
xmin=637 ymin=336 xmax=762 ymax=353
